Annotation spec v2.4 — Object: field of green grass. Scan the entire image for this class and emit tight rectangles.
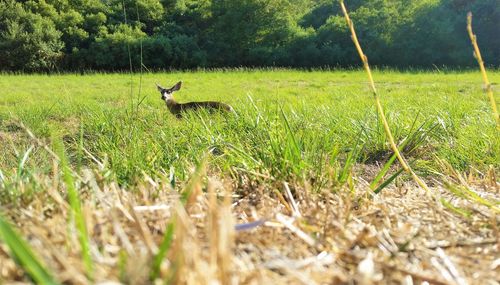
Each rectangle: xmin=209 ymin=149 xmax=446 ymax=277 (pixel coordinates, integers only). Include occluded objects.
xmin=1 ymin=70 xmax=499 ymax=187
xmin=0 ymin=70 xmax=499 ymax=283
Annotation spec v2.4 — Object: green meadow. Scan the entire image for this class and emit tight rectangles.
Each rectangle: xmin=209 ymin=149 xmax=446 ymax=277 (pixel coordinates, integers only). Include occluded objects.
xmin=1 ymin=70 xmax=499 ymax=283
xmin=1 ymin=70 xmax=498 ymax=188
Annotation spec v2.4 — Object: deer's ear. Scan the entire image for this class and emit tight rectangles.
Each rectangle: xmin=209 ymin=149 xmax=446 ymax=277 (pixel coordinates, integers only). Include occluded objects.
xmin=156 ymin=83 xmax=163 ymax=92
xmin=172 ymin=81 xmax=182 ymax=91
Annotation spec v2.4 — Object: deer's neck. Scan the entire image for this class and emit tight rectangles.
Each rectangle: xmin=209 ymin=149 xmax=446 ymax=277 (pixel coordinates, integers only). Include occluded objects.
xmin=165 ymin=98 xmax=180 ymax=113
xmin=166 ymin=98 xmax=176 ymax=104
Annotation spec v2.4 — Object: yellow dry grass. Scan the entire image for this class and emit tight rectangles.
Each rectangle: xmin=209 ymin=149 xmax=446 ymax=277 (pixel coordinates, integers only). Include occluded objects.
xmin=0 ymin=165 xmax=498 ymax=284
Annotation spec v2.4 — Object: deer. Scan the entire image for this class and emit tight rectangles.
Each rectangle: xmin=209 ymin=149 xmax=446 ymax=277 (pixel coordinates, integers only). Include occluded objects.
xmin=156 ymin=81 xmax=234 ymax=118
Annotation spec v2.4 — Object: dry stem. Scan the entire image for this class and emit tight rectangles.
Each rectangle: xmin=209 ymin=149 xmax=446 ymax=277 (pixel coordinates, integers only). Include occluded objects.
xmin=339 ymin=0 xmax=431 ymax=193
xmin=467 ymin=12 xmax=500 ymax=129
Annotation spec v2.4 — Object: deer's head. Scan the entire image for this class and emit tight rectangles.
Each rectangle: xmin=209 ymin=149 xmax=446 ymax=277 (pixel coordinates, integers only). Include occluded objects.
xmin=156 ymin=81 xmax=182 ymax=102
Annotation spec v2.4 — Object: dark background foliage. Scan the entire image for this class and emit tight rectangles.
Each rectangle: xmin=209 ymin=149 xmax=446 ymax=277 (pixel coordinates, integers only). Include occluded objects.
xmin=0 ymin=0 xmax=498 ymax=72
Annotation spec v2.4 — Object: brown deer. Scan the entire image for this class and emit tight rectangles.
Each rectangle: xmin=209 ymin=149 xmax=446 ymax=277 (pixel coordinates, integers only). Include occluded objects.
xmin=156 ymin=81 xmax=234 ymax=118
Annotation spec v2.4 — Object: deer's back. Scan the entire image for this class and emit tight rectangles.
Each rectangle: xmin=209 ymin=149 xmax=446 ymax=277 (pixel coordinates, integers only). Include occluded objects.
xmin=180 ymin=101 xmax=232 ymax=112
xmin=167 ymin=101 xmax=233 ymax=118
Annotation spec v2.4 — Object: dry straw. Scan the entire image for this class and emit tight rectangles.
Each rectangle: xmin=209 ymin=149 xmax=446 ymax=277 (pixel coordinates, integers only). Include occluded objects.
xmin=466 ymin=12 xmax=500 ymax=129
xmin=339 ymin=0 xmax=431 ymax=193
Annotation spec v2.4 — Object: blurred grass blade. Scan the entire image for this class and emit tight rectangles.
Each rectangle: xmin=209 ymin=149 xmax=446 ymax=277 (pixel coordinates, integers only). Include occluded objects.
xmin=439 ymin=198 xmax=471 ymax=218
xmin=445 ymin=182 xmax=500 ymax=213
xmin=370 ymin=137 xmax=410 ymax=190
xmin=52 ymin=137 xmax=94 ymax=279
xmin=339 ymin=147 xmax=357 ymax=184
xmin=370 ymin=153 xmax=397 ymax=190
xmin=77 ymin=123 xmax=84 ymax=170
xmin=373 ymin=167 xmax=404 ymax=194
xmin=0 ymin=215 xmax=59 ymax=285
xmin=280 ymin=106 xmax=300 ymax=155
xmin=169 ymin=167 xmax=176 ymax=189
xmin=405 ymin=120 xmax=439 ymax=154
xmin=339 ymin=133 xmax=362 ymax=185
xmin=17 ymin=145 xmax=34 ymax=179
xmin=180 ymin=156 xmax=207 ymax=205
xmin=150 ymin=222 xmax=175 ymax=280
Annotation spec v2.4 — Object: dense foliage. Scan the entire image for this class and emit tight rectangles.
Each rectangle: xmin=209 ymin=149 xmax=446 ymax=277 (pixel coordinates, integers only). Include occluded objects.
xmin=0 ymin=0 xmax=498 ymax=71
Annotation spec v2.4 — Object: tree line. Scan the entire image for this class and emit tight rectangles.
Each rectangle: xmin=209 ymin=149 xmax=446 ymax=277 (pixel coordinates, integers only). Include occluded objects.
xmin=0 ymin=0 xmax=498 ymax=72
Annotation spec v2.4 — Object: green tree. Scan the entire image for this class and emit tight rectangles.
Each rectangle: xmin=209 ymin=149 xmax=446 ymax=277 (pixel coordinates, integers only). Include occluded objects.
xmin=107 ymin=0 xmax=164 ymax=34
xmin=209 ymin=0 xmax=306 ymax=66
xmin=0 ymin=0 xmax=499 ymax=71
xmin=0 ymin=0 xmax=64 ymax=71
xmin=390 ymin=0 xmax=499 ymax=66
xmin=86 ymin=24 xmax=145 ymax=70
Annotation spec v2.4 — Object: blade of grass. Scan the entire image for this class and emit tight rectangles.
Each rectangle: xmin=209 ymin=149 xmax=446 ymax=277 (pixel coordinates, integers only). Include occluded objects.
xmin=0 ymin=215 xmax=59 ymax=285
xmin=373 ymin=167 xmax=404 ymax=194
xmin=404 ymin=120 xmax=439 ymax=154
xmin=280 ymin=106 xmax=305 ymax=175
xmin=150 ymin=221 xmax=175 ymax=280
xmin=169 ymin=166 xmax=176 ymax=189
xmin=339 ymin=141 xmax=360 ymax=184
xmin=280 ymin=106 xmax=300 ymax=156
xmin=17 ymin=145 xmax=34 ymax=180
xmin=444 ymin=182 xmax=500 ymax=213
xmin=0 ymin=169 xmax=4 ymax=185
xmin=370 ymin=153 xmax=398 ymax=190
xmin=370 ymin=125 xmax=414 ymax=190
xmin=52 ymin=136 xmax=93 ymax=279
xmin=180 ymin=155 xmax=207 ymax=205
xmin=77 ymin=123 xmax=84 ymax=170
xmin=439 ymin=198 xmax=472 ymax=218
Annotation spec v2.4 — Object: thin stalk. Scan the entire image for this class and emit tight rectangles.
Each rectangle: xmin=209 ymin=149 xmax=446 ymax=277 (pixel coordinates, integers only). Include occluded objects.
xmin=339 ymin=0 xmax=430 ymax=193
xmin=135 ymin=1 xmax=145 ymax=115
xmin=467 ymin=12 xmax=500 ymax=129
xmin=122 ymin=0 xmax=134 ymax=115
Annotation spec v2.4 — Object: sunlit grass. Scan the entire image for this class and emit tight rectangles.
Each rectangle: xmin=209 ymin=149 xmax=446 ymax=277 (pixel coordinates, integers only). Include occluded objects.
xmin=0 ymin=70 xmax=498 ymax=189
xmin=0 ymin=70 xmax=499 ymax=283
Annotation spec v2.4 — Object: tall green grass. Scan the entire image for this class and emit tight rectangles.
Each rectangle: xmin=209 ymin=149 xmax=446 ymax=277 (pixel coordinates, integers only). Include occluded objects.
xmin=0 ymin=70 xmax=498 ymax=190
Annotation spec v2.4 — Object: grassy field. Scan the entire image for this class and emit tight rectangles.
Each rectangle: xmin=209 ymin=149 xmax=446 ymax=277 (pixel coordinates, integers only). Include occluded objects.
xmin=0 ymin=70 xmax=499 ymax=283
xmin=1 ymin=70 xmax=499 ymax=183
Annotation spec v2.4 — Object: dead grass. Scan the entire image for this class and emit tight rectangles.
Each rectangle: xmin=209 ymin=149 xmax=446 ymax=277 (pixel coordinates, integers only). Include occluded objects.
xmin=0 ymin=164 xmax=498 ymax=284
